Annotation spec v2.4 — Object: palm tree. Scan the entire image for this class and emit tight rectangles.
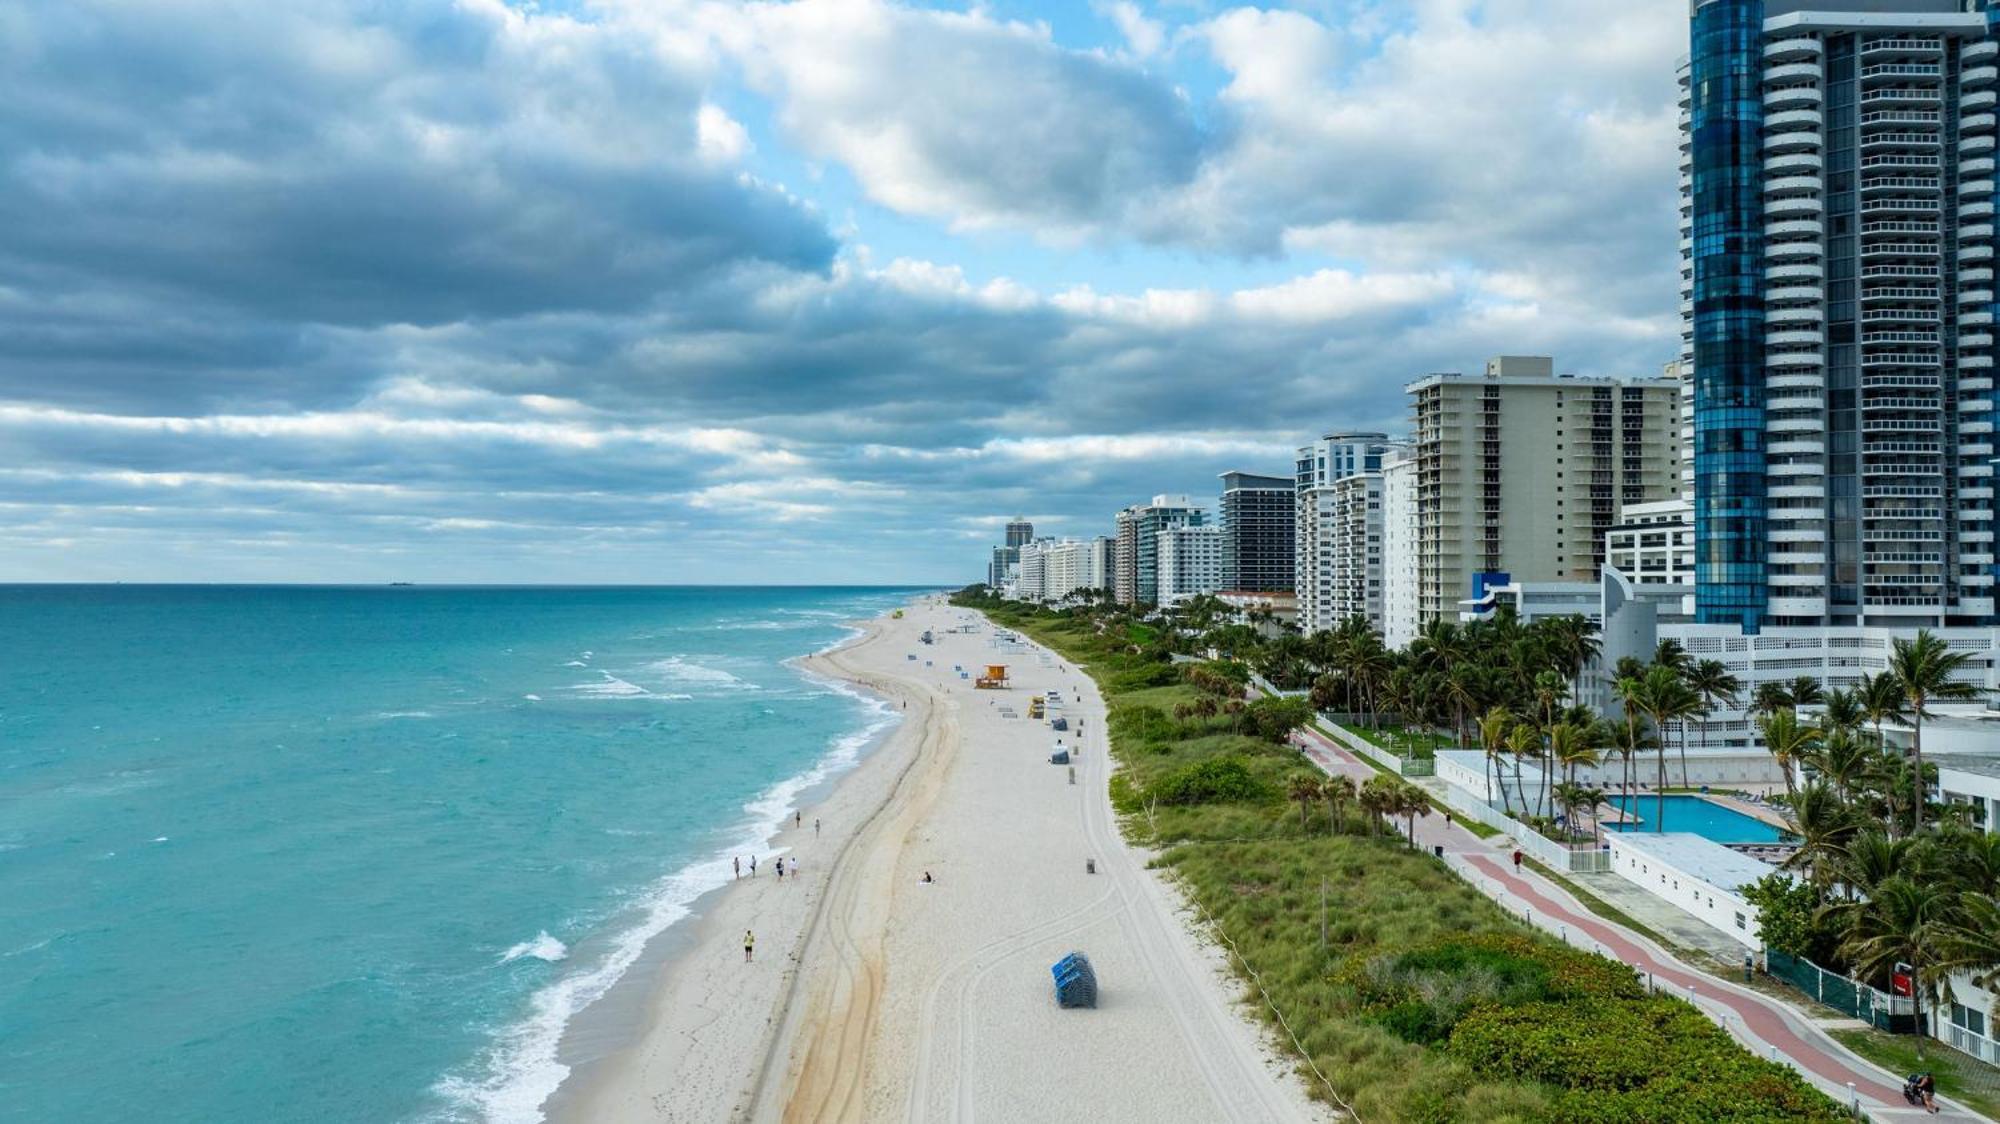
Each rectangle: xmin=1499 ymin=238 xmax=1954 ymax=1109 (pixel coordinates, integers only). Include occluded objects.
xmin=1836 ymin=877 xmax=1956 ymax=1053
xmin=1477 ymin=707 xmax=1515 ymax=814
xmin=1632 ymin=666 xmax=1680 ymax=830
xmin=1887 ymin=629 xmax=1978 ymax=834
xmin=1507 ymin=723 xmax=1542 ymax=819
xmin=1607 ymin=719 xmax=1654 ymax=821
xmin=1820 ymin=688 xmax=1864 ymax=735
xmin=1787 ymin=676 xmax=1826 ymax=711
xmin=1684 ymin=659 xmax=1742 ymax=753
xmin=1551 ymin=781 xmax=1588 ymax=842
xmin=1287 ymin=773 xmax=1322 ymax=834
xmin=1396 ymin=782 xmax=1431 ymax=848
xmin=1546 ymin=614 xmax=1601 ymax=702
xmin=1752 ymin=681 xmax=1794 ymax=720
xmin=1576 ymin=784 xmax=1607 ymax=844
xmin=1322 ymin=774 xmax=1357 ymax=835
xmin=1758 ymin=708 xmax=1820 ymax=804
xmin=1360 ymin=775 xmax=1400 ymax=837
xmin=1549 ymin=720 xmax=1600 ymax=792
xmin=1806 ymin=729 xmax=1876 ymax=801
xmin=1857 ymin=672 xmax=1909 ymax=750
xmin=1653 ymin=638 xmax=1692 ymax=675
xmin=1780 ymin=782 xmax=1857 ymax=890
xmin=1937 ymin=892 xmax=2000 ymax=992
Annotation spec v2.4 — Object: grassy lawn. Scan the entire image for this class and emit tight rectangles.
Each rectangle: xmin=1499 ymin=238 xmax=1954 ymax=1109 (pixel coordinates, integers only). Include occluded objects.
xmin=1343 ymin=721 xmax=1454 ymax=759
xmin=1828 ymin=1027 xmax=2000 ymax=1121
xmin=962 ymin=593 xmax=1849 ymax=1123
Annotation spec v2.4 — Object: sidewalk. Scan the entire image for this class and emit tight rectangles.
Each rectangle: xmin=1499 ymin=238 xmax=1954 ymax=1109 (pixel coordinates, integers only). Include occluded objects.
xmin=1290 ymin=723 xmax=1983 ymax=1123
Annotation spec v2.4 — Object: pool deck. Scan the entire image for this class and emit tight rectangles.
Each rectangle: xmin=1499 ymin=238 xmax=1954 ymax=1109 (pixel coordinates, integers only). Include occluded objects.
xmin=1695 ymin=791 xmax=1794 ymax=832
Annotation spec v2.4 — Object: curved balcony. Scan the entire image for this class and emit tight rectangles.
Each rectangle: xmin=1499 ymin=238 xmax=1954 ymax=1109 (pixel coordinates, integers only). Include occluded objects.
xmin=1765 ymin=84 xmax=1822 ymax=111
xmin=1767 ymin=239 xmax=1824 ymax=261
xmin=1767 ymin=194 xmax=1823 ymax=219
xmin=1764 ymin=131 xmax=1821 ymax=156
xmin=1960 ymin=156 xmax=1996 ymax=179
xmin=1767 ymin=305 xmax=1824 ymax=324
xmin=1964 ymin=64 xmax=1999 ymax=89
xmin=1965 ymin=89 xmax=1998 ymax=113
xmin=1765 ymin=36 xmax=1821 ymax=62
xmin=1961 ymin=354 xmax=1996 ymax=369
xmin=1766 ymin=218 xmax=1825 ymax=240
xmin=1764 ymin=174 xmax=1823 ymax=196
xmin=1961 ymin=200 xmax=1995 ymax=222
xmin=1766 ymin=262 xmax=1825 ymax=283
xmin=1770 ymin=349 xmax=1826 ymax=367
xmin=1958 ymin=267 xmax=1994 ymax=286
xmin=1769 ymin=438 xmax=1826 ymax=457
xmin=1962 ymin=175 xmax=1996 ymax=198
xmin=1967 ymin=40 xmax=1999 ymax=65
xmin=1962 ymin=133 xmax=1996 ymax=156
xmin=1960 ymin=223 xmax=1995 ymax=243
xmin=1770 ymin=370 xmax=1824 ymax=390
xmin=1767 ymin=329 xmax=1825 ymax=347
xmin=1768 ymin=284 xmax=1824 ymax=304
xmin=1770 ymin=483 xmax=1828 ymax=500
xmin=1961 ymin=244 xmax=1995 ymax=264
xmin=1767 ymin=62 xmax=1822 ymax=86
xmin=1766 ymin=151 xmax=1824 ymax=176
xmin=1765 ymin=107 xmax=1824 ymax=133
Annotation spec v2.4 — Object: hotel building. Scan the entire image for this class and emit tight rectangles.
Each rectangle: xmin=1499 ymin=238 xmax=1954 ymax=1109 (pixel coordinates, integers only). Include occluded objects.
xmin=1218 ymin=471 xmax=1297 ymax=594
xmin=1408 ymin=356 xmax=1683 ymax=623
xmin=1113 ymin=495 xmax=1207 ymax=606
xmin=1158 ymin=524 xmax=1228 ymax=607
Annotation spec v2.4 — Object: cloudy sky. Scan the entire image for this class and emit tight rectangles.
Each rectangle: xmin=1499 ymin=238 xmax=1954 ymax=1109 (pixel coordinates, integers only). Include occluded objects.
xmin=0 ymin=0 xmax=1686 ymax=585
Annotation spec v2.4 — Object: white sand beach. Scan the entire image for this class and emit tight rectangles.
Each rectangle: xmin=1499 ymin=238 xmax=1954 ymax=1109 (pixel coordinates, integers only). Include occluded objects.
xmin=555 ymin=597 xmax=1322 ymax=1124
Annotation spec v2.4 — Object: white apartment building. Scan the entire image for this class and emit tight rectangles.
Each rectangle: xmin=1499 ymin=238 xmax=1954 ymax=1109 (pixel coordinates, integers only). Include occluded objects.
xmin=1012 ymin=537 xmax=1113 ymax=603
xmin=1295 ymin=433 xmax=1405 ymax=637
xmin=1382 ymin=447 xmax=1422 ymax=650
xmin=1157 ymin=524 xmax=1226 ymax=607
xmin=1607 ymin=498 xmax=1697 ymax=586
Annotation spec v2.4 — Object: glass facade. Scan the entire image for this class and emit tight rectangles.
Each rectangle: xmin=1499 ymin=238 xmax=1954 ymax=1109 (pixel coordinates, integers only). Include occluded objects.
xmin=1691 ymin=0 xmax=1770 ymax=630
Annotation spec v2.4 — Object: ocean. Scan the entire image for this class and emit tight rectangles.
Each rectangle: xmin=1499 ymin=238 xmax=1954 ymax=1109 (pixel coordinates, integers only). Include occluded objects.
xmin=0 ymin=585 xmax=927 ymax=1123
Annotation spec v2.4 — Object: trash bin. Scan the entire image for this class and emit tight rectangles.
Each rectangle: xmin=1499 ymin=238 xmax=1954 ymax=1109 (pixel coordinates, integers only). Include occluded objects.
xmin=1085 ymin=858 xmax=1096 ymax=874
xmin=1432 ymin=845 xmax=1444 ymax=858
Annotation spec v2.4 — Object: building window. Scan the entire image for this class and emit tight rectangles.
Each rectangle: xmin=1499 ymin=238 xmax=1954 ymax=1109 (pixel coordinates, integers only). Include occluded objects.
xmin=1734 ymin=912 xmax=1746 ymax=931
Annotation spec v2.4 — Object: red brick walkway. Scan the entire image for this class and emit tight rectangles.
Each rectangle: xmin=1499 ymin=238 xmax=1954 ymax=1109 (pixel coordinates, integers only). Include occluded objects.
xmin=1290 ymin=722 xmax=1974 ymax=1121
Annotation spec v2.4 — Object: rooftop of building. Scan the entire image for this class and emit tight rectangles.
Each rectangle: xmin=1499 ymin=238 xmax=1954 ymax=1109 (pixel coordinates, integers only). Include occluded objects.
xmin=1605 ymin=831 xmax=1779 ymax=893
xmin=1219 ymin=471 xmax=1293 ymax=492
xmin=1932 ymin=755 xmax=2000 ymax=781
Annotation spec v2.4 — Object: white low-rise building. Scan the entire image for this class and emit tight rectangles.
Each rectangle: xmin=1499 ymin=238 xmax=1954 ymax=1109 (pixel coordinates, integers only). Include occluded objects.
xmin=1606 ymin=498 xmax=1695 ymax=587
xmin=1605 ymin=832 xmax=1781 ymax=953
xmin=1935 ymin=754 xmax=2000 ymax=834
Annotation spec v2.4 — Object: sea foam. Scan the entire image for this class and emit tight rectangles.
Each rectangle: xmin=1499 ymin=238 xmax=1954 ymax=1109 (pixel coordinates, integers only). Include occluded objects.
xmin=434 ymin=665 xmax=901 ymax=1124
xmin=499 ymin=932 xmax=569 ymax=965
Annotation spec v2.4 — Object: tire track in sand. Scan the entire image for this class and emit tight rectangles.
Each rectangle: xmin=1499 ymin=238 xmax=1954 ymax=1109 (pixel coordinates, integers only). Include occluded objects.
xmin=744 ymin=649 xmax=959 ymax=1124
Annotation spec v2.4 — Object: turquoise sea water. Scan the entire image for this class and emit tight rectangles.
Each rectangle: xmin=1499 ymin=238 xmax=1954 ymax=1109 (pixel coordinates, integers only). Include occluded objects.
xmin=1606 ymin=794 xmax=1783 ymax=843
xmin=0 ymin=585 xmax=926 ymax=1123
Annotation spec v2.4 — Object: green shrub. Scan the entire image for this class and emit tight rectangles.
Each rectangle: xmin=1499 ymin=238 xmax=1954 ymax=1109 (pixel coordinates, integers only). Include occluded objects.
xmin=1148 ymin=756 xmax=1263 ymax=805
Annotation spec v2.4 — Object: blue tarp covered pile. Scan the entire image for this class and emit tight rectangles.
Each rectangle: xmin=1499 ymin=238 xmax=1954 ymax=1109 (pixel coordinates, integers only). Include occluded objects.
xmin=1051 ymin=951 xmax=1097 ymax=1008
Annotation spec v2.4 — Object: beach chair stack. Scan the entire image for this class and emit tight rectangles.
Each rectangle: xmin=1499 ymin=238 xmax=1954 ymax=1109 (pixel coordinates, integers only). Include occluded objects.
xmin=1051 ymin=951 xmax=1097 ymax=1009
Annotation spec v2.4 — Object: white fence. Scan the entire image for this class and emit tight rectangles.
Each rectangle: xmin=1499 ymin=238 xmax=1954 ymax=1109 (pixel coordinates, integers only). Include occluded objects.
xmin=1946 ymin=1023 xmax=2000 ymax=1067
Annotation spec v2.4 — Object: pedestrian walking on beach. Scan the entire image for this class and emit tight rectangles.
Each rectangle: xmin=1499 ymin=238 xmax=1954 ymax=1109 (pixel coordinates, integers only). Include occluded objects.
xmin=750 ymin=855 xmax=757 ymax=876
xmin=733 ymin=856 xmax=741 ymax=880
xmin=744 ymin=930 xmax=755 ymax=963
xmin=795 ymin=810 xmax=801 ymax=828
xmin=814 ymin=818 xmax=821 ymax=837
xmin=776 ymin=857 xmax=785 ymax=881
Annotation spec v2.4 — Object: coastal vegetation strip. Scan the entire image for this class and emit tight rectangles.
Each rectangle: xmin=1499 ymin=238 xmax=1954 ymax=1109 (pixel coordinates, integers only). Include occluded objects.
xmin=953 ymin=589 xmax=1844 ymax=1123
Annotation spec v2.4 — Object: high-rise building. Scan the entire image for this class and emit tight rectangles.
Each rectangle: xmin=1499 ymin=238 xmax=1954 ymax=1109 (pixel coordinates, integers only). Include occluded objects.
xmin=1016 ymin=538 xmax=1051 ymax=601
xmin=1158 ymin=524 xmax=1227 ymax=606
xmin=1382 ymin=448 xmax=1422 ymax=650
xmin=1218 ymin=471 xmax=1296 ymax=593
xmin=1681 ymin=0 xmax=1998 ymax=630
xmin=1006 ymin=518 xmax=1035 ymax=549
xmin=1112 ymin=495 xmax=1207 ymax=606
xmin=1295 ymin=438 xmax=1409 ymax=636
xmin=1408 ymin=356 xmax=1683 ymax=624
xmin=1295 ymin=433 xmax=1399 ymax=492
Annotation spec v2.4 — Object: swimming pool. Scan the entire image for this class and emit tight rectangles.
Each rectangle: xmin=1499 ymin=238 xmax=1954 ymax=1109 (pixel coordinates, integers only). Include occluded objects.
xmin=1606 ymin=794 xmax=1783 ymax=843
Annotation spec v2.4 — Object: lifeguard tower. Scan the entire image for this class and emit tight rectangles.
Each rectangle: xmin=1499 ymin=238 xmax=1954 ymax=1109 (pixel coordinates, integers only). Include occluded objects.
xmin=975 ymin=664 xmax=1009 ymax=690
